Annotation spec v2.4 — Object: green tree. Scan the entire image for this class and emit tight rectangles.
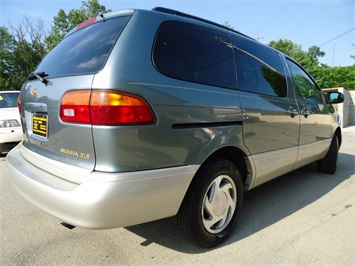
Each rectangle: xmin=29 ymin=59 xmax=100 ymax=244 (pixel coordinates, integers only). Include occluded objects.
xmin=307 ymin=45 xmax=325 ymax=63
xmin=0 ymin=26 xmax=16 ymax=90
xmin=44 ymin=9 xmax=70 ymax=52
xmin=1 ymin=0 xmax=111 ymax=91
xmin=45 ymin=0 xmax=111 ymax=51
xmin=317 ymin=65 xmax=355 ymax=89
xmin=1 ymin=17 xmax=47 ymax=91
xmin=269 ymin=39 xmax=303 ymax=57
xmin=268 ymin=39 xmax=348 ymax=89
xmin=269 ymin=39 xmax=319 ymax=72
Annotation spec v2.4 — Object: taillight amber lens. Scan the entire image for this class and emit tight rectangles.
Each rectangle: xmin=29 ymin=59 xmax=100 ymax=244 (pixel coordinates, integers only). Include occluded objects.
xmin=60 ymin=90 xmax=91 ymax=124
xmin=60 ymin=90 xmax=155 ymax=125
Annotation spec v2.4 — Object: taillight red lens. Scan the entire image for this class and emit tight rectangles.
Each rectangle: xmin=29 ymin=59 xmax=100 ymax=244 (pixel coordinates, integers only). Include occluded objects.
xmin=90 ymin=91 xmax=155 ymax=125
xmin=60 ymin=90 xmax=155 ymax=125
xmin=17 ymin=94 xmax=22 ymax=116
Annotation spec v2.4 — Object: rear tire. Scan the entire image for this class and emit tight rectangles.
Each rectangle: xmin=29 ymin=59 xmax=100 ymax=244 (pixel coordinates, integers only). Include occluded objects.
xmin=176 ymin=158 xmax=243 ymax=248
xmin=317 ymin=135 xmax=339 ymax=174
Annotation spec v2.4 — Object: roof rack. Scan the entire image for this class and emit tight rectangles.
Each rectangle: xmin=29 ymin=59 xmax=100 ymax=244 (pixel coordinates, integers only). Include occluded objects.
xmin=152 ymin=7 xmax=253 ymax=40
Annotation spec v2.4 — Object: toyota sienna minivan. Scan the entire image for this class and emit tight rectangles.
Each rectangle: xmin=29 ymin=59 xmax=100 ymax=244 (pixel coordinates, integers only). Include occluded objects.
xmin=6 ymin=7 xmax=344 ymax=247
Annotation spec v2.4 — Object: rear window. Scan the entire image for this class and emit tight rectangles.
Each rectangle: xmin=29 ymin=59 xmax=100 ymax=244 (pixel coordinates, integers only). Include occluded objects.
xmin=0 ymin=92 xmax=19 ymax=108
xmin=153 ymin=21 xmax=236 ymax=89
xmin=34 ymin=16 xmax=130 ymax=78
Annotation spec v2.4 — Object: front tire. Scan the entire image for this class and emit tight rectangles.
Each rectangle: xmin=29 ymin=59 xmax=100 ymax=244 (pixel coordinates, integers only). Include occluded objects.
xmin=176 ymin=158 xmax=243 ymax=248
xmin=317 ymin=135 xmax=339 ymax=174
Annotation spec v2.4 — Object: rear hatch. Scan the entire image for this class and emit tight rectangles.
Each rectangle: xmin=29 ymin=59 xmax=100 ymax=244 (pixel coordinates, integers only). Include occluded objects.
xmin=19 ymin=11 xmax=133 ymax=171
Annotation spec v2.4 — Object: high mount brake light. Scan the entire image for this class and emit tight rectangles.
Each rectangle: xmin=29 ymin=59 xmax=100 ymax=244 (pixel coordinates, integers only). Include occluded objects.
xmin=76 ymin=17 xmax=97 ymax=30
xmin=60 ymin=90 xmax=155 ymax=125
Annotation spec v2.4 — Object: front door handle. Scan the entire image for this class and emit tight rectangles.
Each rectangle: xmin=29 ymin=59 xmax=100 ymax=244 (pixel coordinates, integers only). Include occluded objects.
xmin=301 ymin=108 xmax=312 ymax=118
xmin=288 ymin=108 xmax=298 ymax=118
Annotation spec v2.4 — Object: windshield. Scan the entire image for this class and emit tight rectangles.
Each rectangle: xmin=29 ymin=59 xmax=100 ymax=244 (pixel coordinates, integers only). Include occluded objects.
xmin=34 ymin=16 xmax=130 ymax=78
xmin=0 ymin=92 xmax=19 ymax=108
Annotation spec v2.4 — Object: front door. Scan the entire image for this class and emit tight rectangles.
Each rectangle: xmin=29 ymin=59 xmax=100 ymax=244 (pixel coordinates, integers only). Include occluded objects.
xmin=232 ymin=35 xmax=300 ymax=187
xmin=286 ymin=59 xmax=334 ymax=168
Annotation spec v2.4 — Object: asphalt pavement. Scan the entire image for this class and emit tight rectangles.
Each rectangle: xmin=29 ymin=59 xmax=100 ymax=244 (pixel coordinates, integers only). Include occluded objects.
xmin=1 ymin=126 xmax=354 ymax=265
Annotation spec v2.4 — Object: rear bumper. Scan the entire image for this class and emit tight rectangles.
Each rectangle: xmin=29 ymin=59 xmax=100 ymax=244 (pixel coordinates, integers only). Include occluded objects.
xmin=6 ymin=144 xmax=198 ymax=229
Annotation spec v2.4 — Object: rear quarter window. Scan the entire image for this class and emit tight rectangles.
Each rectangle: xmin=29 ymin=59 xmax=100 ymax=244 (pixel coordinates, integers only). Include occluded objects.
xmin=35 ymin=16 xmax=130 ymax=78
xmin=153 ymin=20 xmax=236 ymax=89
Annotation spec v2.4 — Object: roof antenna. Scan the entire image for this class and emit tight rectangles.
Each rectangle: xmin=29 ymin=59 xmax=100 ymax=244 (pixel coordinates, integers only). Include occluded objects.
xmin=255 ymin=34 xmax=264 ymax=41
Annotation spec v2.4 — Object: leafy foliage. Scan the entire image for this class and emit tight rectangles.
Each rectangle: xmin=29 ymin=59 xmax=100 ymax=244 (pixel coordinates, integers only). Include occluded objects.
xmin=0 ymin=26 xmax=15 ymax=90
xmin=269 ymin=39 xmax=318 ymax=71
xmin=1 ymin=0 xmax=111 ymax=91
xmin=1 ymin=18 xmax=47 ymax=91
xmin=312 ymin=64 xmax=355 ymax=89
xmin=269 ymin=39 xmax=355 ymax=90
xmin=45 ymin=0 xmax=111 ymax=51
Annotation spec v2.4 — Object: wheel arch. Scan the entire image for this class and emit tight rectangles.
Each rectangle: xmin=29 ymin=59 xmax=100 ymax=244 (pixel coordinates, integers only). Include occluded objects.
xmin=335 ymin=127 xmax=342 ymax=148
xmin=198 ymin=146 xmax=250 ymax=186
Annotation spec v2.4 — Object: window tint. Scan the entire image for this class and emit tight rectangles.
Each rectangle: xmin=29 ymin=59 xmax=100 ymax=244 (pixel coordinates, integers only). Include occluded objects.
xmin=232 ymin=36 xmax=287 ymax=97
xmin=287 ymin=59 xmax=323 ymax=104
xmin=35 ymin=16 xmax=130 ymax=78
xmin=153 ymin=21 xmax=236 ymax=89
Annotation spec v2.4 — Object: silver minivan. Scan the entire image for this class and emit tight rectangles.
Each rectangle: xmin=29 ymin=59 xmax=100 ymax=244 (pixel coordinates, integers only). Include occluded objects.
xmin=6 ymin=7 xmax=344 ymax=247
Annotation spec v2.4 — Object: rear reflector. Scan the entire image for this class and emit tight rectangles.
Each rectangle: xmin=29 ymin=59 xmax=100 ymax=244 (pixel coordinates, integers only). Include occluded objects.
xmin=60 ymin=90 xmax=155 ymax=125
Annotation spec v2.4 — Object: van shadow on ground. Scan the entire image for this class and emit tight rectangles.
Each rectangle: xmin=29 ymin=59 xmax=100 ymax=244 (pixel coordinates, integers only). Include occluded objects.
xmin=125 ymin=152 xmax=354 ymax=253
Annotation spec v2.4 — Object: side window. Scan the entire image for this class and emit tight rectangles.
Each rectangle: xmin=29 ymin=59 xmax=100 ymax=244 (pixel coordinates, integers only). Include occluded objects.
xmin=153 ymin=21 xmax=236 ymax=89
xmin=287 ymin=60 xmax=324 ymax=104
xmin=232 ymin=36 xmax=287 ymax=97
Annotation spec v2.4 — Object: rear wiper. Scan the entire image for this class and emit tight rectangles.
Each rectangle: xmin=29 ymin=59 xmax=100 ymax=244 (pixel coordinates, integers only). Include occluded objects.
xmin=28 ymin=72 xmax=49 ymax=85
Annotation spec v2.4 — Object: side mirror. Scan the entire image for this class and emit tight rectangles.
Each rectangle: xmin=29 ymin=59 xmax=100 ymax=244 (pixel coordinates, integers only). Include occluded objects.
xmin=326 ymin=92 xmax=344 ymax=104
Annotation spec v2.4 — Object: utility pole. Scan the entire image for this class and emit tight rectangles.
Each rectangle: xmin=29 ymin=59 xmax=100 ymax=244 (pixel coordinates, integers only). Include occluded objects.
xmin=332 ymin=43 xmax=335 ymax=67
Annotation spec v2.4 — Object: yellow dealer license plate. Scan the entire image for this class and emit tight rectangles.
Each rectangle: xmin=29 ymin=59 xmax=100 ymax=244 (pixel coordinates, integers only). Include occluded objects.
xmin=32 ymin=114 xmax=48 ymax=138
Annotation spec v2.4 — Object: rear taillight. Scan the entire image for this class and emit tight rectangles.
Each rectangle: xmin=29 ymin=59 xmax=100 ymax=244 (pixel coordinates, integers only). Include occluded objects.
xmin=60 ymin=90 xmax=155 ymax=125
xmin=60 ymin=91 xmax=91 ymax=124
xmin=17 ymin=94 xmax=22 ymax=116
